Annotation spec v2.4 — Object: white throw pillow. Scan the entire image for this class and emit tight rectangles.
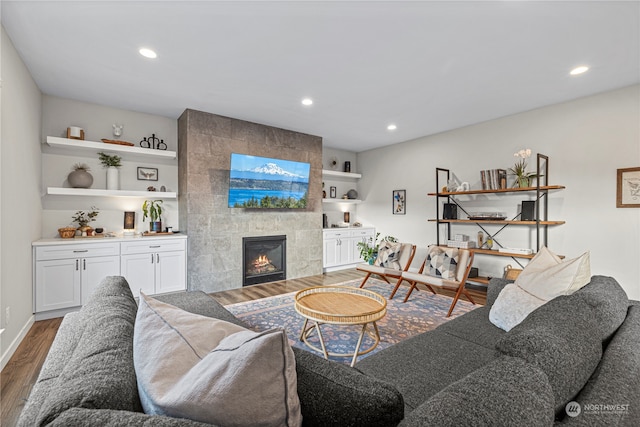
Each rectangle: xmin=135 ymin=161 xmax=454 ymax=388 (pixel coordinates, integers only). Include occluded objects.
xmin=489 ymin=283 xmax=546 ymax=331
xmin=515 ymin=246 xmax=591 ymax=301
xmin=133 ymin=293 xmax=302 ymax=427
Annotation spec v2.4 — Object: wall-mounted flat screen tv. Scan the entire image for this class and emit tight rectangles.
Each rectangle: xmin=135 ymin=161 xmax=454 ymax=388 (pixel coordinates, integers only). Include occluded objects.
xmin=229 ymin=153 xmax=310 ymax=208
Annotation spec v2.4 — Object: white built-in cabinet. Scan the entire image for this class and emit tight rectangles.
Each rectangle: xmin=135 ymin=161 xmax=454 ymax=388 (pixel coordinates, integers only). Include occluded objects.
xmin=120 ymin=239 xmax=186 ymax=296
xmin=33 ymin=235 xmax=187 ymax=320
xmin=323 ymin=227 xmax=375 ymax=272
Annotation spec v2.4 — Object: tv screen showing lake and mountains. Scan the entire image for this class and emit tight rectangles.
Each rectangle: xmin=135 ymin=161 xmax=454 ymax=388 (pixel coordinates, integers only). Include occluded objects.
xmin=229 ymin=154 xmax=310 ymax=208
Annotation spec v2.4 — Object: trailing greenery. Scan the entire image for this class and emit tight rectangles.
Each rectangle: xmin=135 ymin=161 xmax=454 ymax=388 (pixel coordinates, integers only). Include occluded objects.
xmin=233 ymin=192 xmax=308 ymax=209
xmin=142 ymin=200 xmax=163 ymax=222
xmin=357 ymin=233 xmax=398 ymax=263
xmin=72 ymin=206 xmax=99 ymax=227
xmin=98 ymin=152 xmax=122 ymax=168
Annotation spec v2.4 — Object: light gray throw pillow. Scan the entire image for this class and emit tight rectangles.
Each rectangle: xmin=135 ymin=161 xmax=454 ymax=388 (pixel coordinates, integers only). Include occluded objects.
xmin=133 ymin=292 xmax=302 ymax=427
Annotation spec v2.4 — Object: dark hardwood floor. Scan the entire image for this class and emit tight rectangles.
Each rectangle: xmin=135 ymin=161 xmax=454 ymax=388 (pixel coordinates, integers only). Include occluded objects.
xmin=0 ymin=269 xmax=485 ymax=426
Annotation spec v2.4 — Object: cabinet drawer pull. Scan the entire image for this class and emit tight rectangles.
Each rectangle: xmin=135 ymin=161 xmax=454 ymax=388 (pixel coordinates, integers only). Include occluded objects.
xmin=149 ymin=245 xmax=161 ymax=248
xmin=83 ymin=259 xmax=86 ymax=270
xmin=156 ymin=254 xmax=160 ymax=263
xmin=151 ymin=254 xmax=154 ymax=264
xmin=76 ymin=259 xmax=79 ymax=270
xmin=73 ymin=250 xmax=89 ymax=253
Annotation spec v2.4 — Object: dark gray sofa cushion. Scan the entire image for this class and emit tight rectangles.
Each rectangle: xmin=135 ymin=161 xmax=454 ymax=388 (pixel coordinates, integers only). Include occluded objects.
xmin=398 ymin=356 xmax=555 ymax=426
xmin=496 ymin=295 xmax=602 ymax=413
xmin=16 ymin=312 xmax=84 ymax=427
xmin=293 ymin=348 xmax=404 ymax=427
xmin=558 ymin=303 xmax=640 ymax=426
xmin=49 ymin=407 xmax=214 ymax=426
xmin=573 ymin=276 xmax=628 ymax=343
xmin=34 ymin=276 xmax=142 ymax=426
xmin=434 ymin=306 xmax=505 ymax=350
xmin=357 ymin=328 xmax=497 ymax=411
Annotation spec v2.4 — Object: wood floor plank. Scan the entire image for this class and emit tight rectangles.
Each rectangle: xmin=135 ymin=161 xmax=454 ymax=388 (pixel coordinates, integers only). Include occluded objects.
xmin=0 ymin=269 xmax=485 ymax=426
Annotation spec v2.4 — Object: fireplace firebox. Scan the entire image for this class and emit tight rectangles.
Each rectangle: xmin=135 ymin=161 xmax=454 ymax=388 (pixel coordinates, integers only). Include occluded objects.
xmin=242 ymin=235 xmax=286 ymax=286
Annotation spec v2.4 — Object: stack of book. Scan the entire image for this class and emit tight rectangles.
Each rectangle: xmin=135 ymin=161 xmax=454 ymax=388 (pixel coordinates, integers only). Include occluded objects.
xmin=480 ymin=169 xmax=507 ymax=190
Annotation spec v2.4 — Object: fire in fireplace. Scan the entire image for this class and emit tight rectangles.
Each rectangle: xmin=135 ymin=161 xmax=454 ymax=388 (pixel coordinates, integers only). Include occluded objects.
xmin=242 ymin=235 xmax=286 ymax=286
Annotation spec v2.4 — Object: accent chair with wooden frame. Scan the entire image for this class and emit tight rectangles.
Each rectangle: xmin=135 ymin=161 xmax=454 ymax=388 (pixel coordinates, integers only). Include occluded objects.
xmin=401 ymin=246 xmax=476 ymax=317
xmin=357 ymin=243 xmax=416 ymax=299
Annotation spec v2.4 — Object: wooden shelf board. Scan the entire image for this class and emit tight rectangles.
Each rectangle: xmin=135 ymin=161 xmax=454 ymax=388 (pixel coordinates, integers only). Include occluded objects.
xmin=47 ymin=187 xmax=177 ymax=199
xmin=46 ymin=136 xmax=177 ymax=161
xmin=322 ymin=198 xmax=362 ymax=204
xmin=470 ymin=248 xmax=536 ymax=259
xmin=322 ymin=169 xmax=362 ymax=179
xmin=428 ymin=185 xmax=565 ymax=197
xmin=429 ymin=219 xmax=565 ymax=225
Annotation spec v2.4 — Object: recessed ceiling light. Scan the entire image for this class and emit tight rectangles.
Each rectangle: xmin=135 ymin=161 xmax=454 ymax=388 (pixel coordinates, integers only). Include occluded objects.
xmin=387 ymin=124 xmax=397 ymax=131
xmin=570 ymin=65 xmax=589 ymax=76
xmin=139 ymin=48 xmax=157 ymax=59
xmin=301 ymin=98 xmax=313 ymax=106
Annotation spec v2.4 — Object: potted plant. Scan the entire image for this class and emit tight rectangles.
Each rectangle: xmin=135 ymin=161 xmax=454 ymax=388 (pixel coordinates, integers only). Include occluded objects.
xmin=509 ymin=148 xmax=542 ymax=188
xmin=142 ymin=199 xmax=163 ymax=232
xmin=98 ymin=152 xmax=122 ymax=190
xmin=72 ymin=206 xmax=99 ymax=234
xmin=357 ymin=233 xmax=398 ymax=264
xmin=67 ymin=163 xmax=93 ymax=188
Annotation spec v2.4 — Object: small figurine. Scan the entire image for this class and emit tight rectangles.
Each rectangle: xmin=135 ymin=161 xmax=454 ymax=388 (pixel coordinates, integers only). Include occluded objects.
xmin=147 ymin=186 xmax=156 ymax=192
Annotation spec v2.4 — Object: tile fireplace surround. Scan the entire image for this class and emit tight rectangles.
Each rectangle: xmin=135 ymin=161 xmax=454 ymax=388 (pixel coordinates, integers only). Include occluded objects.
xmin=178 ymin=109 xmax=323 ymax=293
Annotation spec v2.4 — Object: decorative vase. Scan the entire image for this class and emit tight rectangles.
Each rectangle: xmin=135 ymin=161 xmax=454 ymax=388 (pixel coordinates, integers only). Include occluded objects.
xmin=106 ymin=167 xmax=119 ymax=190
xmin=515 ymin=176 xmax=530 ymax=188
xmin=68 ymin=169 xmax=93 ymax=188
xmin=149 ymin=221 xmax=162 ymax=233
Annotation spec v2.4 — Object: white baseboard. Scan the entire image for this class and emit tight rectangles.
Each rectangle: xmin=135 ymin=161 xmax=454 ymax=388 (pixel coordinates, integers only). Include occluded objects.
xmin=0 ymin=315 xmax=35 ymax=372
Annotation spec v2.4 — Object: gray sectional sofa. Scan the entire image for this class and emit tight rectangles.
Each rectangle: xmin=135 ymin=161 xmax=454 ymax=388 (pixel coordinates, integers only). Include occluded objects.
xmin=18 ymin=275 xmax=639 ymax=426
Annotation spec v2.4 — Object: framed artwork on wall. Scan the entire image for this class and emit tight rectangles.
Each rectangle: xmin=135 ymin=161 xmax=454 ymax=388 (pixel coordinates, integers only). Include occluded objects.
xmin=393 ymin=190 xmax=406 ymax=215
xmin=137 ymin=167 xmax=159 ymax=181
xmin=617 ymin=167 xmax=640 ymax=208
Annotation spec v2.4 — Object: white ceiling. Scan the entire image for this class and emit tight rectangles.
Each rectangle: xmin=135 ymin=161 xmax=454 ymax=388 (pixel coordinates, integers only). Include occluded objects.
xmin=2 ymin=1 xmax=639 ymax=152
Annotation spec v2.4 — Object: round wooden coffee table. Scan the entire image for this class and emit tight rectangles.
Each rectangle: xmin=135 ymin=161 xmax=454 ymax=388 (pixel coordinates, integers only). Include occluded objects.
xmin=294 ymin=286 xmax=387 ymax=366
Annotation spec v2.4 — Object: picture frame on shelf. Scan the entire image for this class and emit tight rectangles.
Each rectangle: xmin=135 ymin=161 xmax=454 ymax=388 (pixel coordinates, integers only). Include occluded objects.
xmin=617 ymin=167 xmax=640 ymax=208
xmin=393 ymin=189 xmax=406 ymax=215
xmin=137 ymin=167 xmax=159 ymax=181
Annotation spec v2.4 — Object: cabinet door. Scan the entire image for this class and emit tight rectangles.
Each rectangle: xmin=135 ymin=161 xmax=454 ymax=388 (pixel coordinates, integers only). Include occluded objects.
xmin=348 ymin=236 xmax=365 ymax=263
xmin=35 ymin=259 xmax=81 ymax=312
xmin=323 ymin=238 xmax=340 ymax=267
xmin=155 ymin=251 xmax=186 ymax=294
xmin=81 ymin=256 xmax=121 ymax=305
xmin=336 ymin=238 xmax=351 ymax=265
xmin=121 ymin=253 xmax=156 ymax=297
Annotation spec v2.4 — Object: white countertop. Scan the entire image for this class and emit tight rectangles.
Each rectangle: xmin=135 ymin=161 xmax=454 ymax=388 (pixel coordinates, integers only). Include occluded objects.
xmin=33 ymin=233 xmax=187 ymax=246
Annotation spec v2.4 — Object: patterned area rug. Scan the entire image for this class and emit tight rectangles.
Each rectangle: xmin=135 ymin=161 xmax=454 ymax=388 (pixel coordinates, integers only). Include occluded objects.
xmin=225 ymin=278 xmax=477 ymax=364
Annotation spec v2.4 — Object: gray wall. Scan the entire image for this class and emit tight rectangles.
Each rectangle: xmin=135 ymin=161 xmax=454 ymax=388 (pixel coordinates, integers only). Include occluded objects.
xmin=1 ymin=26 xmax=42 ymax=368
xmin=357 ymin=85 xmax=640 ymax=300
xmin=178 ymin=109 xmax=323 ymax=292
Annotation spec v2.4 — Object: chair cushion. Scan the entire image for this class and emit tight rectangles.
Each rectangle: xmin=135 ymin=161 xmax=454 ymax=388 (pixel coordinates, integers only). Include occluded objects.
xmin=374 ymin=241 xmax=402 ymax=269
xmin=133 ymin=292 xmax=301 ymax=427
xmin=426 ymin=246 xmax=459 ymax=280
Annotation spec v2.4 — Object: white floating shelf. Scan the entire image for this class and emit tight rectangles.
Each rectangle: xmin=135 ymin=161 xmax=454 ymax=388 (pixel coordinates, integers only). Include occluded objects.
xmin=47 ymin=187 xmax=177 ymax=199
xmin=45 ymin=136 xmax=177 ymax=161
xmin=322 ymin=169 xmax=362 ymax=179
xmin=322 ymin=198 xmax=362 ymax=204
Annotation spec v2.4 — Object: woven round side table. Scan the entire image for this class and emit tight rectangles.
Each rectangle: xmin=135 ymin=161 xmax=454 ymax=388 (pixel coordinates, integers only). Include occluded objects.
xmin=294 ymin=286 xmax=387 ymax=367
